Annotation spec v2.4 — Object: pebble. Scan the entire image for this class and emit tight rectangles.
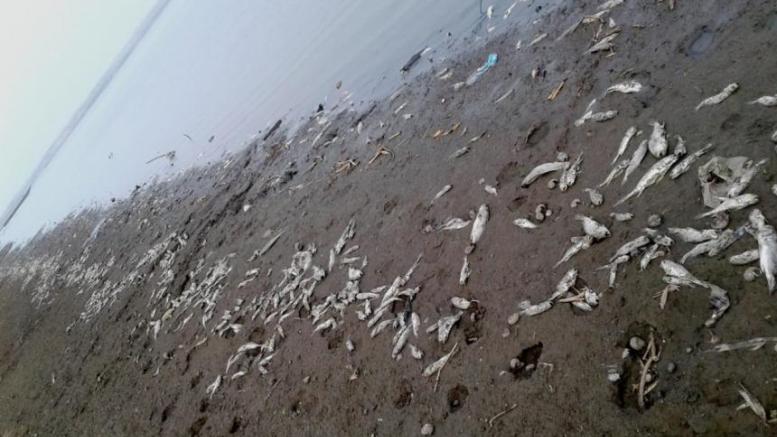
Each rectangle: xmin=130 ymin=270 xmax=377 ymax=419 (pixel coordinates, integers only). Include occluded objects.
xmin=666 ymin=361 xmax=676 ymax=373
xmin=685 ymin=346 xmax=693 ymax=354
xmin=629 ymin=336 xmax=646 ymax=351
xmin=507 ymin=312 xmax=521 ymax=325
xmin=421 ymin=423 xmax=434 ymax=435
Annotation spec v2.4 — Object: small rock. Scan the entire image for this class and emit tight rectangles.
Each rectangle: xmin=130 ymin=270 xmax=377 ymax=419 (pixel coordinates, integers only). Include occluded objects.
xmin=303 ymin=376 xmax=311 ymax=384
xmin=509 ymin=358 xmax=521 ymax=369
xmin=685 ymin=346 xmax=693 ymax=354
xmin=629 ymin=336 xmax=646 ymax=351
xmin=647 ymin=214 xmax=662 ymax=228
xmin=666 ymin=362 xmax=676 ymax=373
xmin=421 ymin=423 xmax=434 ymax=435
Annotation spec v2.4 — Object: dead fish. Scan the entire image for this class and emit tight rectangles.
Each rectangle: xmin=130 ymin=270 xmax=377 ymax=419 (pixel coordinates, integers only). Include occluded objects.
xmin=737 ymin=384 xmax=768 ymax=423
xmin=710 ymin=337 xmax=777 ymax=352
xmin=335 ymin=219 xmax=356 ymax=255
xmin=612 ymin=127 xmax=638 ymax=164
xmin=680 ymin=229 xmax=736 ymax=263
xmin=696 ymin=193 xmax=759 ymax=219
xmin=459 ymin=257 xmax=471 ymax=285
xmin=749 ymin=95 xmax=777 ymax=107
xmin=599 ymin=160 xmax=629 ymax=187
xmin=551 ymin=269 xmax=579 ymax=301
xmin=729 ymin=249 xmax=760 ymax=265
xmin=470 ymin=204 xmax=489 ymax=244
xmin=667 ymin=227 xmax=719 ymax=243
xmin=623 ymin=140 xmax=648 ymax=184
xmin=555 ymin=235 xmax=593 ymax=267
xmin=670 ymin=143 xmax=714 ymax=179
xmin=661 ymin=259 xmax=707 ymax=287
xmin=450 ymin=147 xmax=470 ymax=159
xmin=644 ymin=228 xmax=673 ymax=247
xmin=451 ymin=297 xmax=472 ymax=310
xmin=587 ymin=32 xmax=619 ymax=53
xmin=616 ymin=154 xmax=679 ymax=205
xmin=598 ymin=0 xmax=624 ymax=10
xmin=410 ymin=344 xmax=424 ymax=360
xmin=611 ymin=236 xmax=651 ymax=261
xmin=648 ymin=121 xmax=668 ymax=158
xmin=696 ymin=83 xmax=739 ymax=111
xmin=314 ymin=318 xmax=337 ymax=333
xmin=513 ymin=218 xmax=538 ymax=229
xmin=584 ymin=188 xmax=604 ymax=206
xmin=673 ymin=135 xmax=687 ymax=156
xmin=392 ymin=324 xmax=412 ymax=358
xmin=431 ymin=185 xmax=452 ymax=203
xmin=437 ymin=217 xmax=471 ymax=231
xmin=575 ymin=215 xmax=610 ymax=240
xmin=606 ymin=80 xmax=643 ymax=94
xmin=610 ymin=212 xmax=634 ymax=222
xmin=519 ymin=300 xmax=553 ymax=316
xmin=559 ymin=154 xmax=582 ymax=191
xmin=749 ymin=209 xmax=777 ymax=292
xmin=521 ymin=161 xmax=567 ymax=187
xmin=590 ymin=110 xmax=618 ymax=123
xmin=640 ymin=244 xmax=665 ymax=270
xmin=484 ymin=184 xmax=498 ymax=196
xmin=727 ymin=159 xmax=767 ymax=198
xmin=422 ymin=343 xmax=458 ymax=377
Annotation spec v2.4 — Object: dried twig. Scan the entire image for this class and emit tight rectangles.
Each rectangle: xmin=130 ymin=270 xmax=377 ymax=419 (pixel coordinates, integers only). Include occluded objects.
xmin=638 ymin=333 xmax=660 ymax=410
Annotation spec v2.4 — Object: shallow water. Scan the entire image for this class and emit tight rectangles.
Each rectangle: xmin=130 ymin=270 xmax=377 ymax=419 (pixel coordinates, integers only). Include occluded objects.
xmin=1 ymin=0 xmax=559 ymax=243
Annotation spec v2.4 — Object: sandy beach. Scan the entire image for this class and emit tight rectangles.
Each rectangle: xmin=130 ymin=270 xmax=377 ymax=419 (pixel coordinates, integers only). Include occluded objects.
xmin=2 ymin=1 xmax=777 ymax=435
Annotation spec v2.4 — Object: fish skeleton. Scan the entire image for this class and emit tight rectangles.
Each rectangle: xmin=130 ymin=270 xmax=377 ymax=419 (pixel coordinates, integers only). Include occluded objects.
xmin=695 ymin=83 xmax=739 ymax=111
xmin=648 ymin=121 xmax=668 ymax=158
xmin=623 ymin=140 xmax=648 ymax=184
xmin=612 ymin=126 xmax=638 ymax=164
xmin=669 ymin=143 xmax=713 ymax=179
xmin=616 ymin=154 xmax=679 ymax=205
xmin=696 ymin=193 xmax=759 ymax=219
xmin=599 ymin=160 xmax=629 ymax=187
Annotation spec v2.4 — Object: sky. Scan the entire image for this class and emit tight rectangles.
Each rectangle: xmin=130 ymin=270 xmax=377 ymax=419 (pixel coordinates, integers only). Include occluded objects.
xmin=0 ymin=0 xmax=155 ymax=214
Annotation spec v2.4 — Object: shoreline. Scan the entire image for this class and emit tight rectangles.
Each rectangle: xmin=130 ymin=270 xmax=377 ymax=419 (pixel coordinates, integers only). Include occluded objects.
xmin=3 ymin=1 xmax=777 ymax=435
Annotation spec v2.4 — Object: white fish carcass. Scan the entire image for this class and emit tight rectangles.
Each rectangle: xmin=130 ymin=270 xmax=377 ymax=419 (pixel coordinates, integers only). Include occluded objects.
xmin=748 ymin=209 xmax=777 ymax=293
xmin=648 ymin=121 xmax=668 ymax=158
xmin=470 ymin=204 xmax=490 ymax=244
xmin=521 ymin=161 xmax=567 ymax=187
xmin=575 ymin=215 xmax=610 ymax=240
xmin=695 ymin=83 xmax=739 ymax=111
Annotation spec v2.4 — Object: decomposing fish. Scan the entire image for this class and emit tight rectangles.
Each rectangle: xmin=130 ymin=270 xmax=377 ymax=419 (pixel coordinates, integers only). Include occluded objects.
xmin=600 ymin=254 xmax=629 ymax=287
xmin=611 ymin=236 xmax=651 ymax=261
xmin=459 ymin=257 xmax=471 ymax=285
xmin=599 ymin=160 xmax=629 ymax=187
xmin=667 ymin=227 xmax=719 ymax=243
xmin=521 ymin=161 xmax=567 ymax=187
xmin=749 ymin=209 xmax=777 ymax=292
xmin=422 ymin=343 xmax=458 ymax=377
xmin=606 ymin=80 xmax=642 ymax=95
xmin=470 ymin=204 xmax=489 ymax=244
xmin=576 ymin=215 xmax=610 ymax=240
xmin=749 ymin=95 xmax=777 ymax=107
xmin=727 ymin=159 xmax=767 ymax=198
xmin=696 ymin=193 xmax=759 ymax=219
xmin=431 ymin=185 xmax=452 ymax=203
xmin=559 ymin=155 xmax=583 ymax=191
xmin=577 ymin=110 xmax=618 ymax=127
xmin=587 ymin=32 xmax=619 ymax=53
xmin=450 ymin=146 xmax=470 ymax=159
xmin=640 ymin=244 xmax=665 ymax=270
xmin=669 ymin=143 xmax=714 ymax=179
xmin=206 ymin=375 xmax=222 ymax=399
xmin=584 ymin=188 xmax=604 ymax=206
xmin=513 ymin=218 xmax=538 ymax=229
xmin=612 ymin=127 xmax=638 ymax=164
xmin=661 ymin=259 xmax=706 ymax=287
xmin=519 ymin=300 xmax=553 ymax=317
xmin=710 ymin=337 xmax=777 ymax=352
xmin=555 ymin=235 xmax=593 ymax=267
xmin=437 ymin=217 xmax=471 ymax=231
xmin=610 ymin=212 xmax=634 ymax=222
xmin=673 ymin=135 xmax=687 ymax=156
xmin=392 ymin=324 xmax=412 ymax=358
xmin=256 ymin=229 xmax=286 ymax=258
xmin=335 ymin=219 xmax=356 ymax=255
xmin=648 ymin=121 xmax=668 ymax=158
xmin=410 ymin=344 xmax=424 ymax=360
xmin=680 ymin=229 xmax=736 ymax=263
xmin=484 ymin=184 xmax=498 ymax=196
xmin=598 ymin=0 xmax=624 ymax=10
xmin=616 ymin=154 xmax=679 ymax=205
xmin=695 ymin=83 xmax=739 ymax=111
xmin=729 ymin=249 xmax=760 ymax=265
xmin=623 ymin=140 xmax=648 ymax=184
xmin=551 ymin=269 xmax=579 ymax=301
xmin=737 ymin=384 xmax=768 ymax=423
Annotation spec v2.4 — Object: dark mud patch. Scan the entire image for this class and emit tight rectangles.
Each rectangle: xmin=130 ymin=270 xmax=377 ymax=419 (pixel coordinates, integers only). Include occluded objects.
xmin=509 ymin=343 xmax=543 ymax=379
xmin=447 ymin=384 xmax=469 ymax=413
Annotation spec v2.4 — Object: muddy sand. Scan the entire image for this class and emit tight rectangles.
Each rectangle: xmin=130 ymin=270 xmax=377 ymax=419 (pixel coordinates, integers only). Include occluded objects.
xmin=3 ymin=1 xmax=777 ymax=435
